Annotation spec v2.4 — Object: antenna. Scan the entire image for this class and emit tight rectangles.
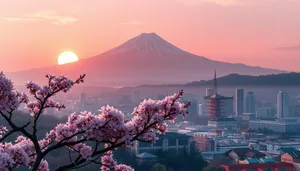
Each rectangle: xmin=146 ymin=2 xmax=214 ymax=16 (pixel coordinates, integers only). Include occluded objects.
xmin=214 ymin=69 xmax=217 ymax=94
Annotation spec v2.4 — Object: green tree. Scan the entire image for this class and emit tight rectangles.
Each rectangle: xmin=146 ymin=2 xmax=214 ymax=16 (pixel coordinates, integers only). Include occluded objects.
xmin=151 ymin=163 xmax=167 ymax=171
xmin=203 ymin=164 xmax=225 ymax=171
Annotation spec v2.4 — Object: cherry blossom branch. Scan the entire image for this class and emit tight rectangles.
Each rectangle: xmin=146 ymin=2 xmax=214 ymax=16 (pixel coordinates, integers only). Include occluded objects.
xmin=0 ymin=121 xmax=31 ymax=142
xmin=0 ymin=72 xmax=189 ymax=171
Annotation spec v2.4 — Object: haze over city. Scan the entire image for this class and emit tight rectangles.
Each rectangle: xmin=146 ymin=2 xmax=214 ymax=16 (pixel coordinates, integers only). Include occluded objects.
xmin=1 ymin=0 xmax=300 ymax=72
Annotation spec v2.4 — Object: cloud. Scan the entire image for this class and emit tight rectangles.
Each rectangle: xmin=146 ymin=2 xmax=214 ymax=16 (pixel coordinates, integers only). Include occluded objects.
xmin=176 ymin=0 xmax=248 ymax=6
xmin=274 ymin=46 xmax=300 ymax=51
xmin=3 ymin=10 xmax=78 ymax=25
xmin=120 ymin=21 xmax=142 ymax=25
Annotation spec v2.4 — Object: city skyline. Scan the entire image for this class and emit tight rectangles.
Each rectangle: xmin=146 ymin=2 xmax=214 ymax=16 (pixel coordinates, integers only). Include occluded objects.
xmin=1 ymin=0 xmax=300 ymax=72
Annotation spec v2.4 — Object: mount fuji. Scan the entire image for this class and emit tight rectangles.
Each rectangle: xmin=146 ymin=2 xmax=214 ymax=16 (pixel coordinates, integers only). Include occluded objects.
xmin=6 ymin=33 xmax=284 ymax=86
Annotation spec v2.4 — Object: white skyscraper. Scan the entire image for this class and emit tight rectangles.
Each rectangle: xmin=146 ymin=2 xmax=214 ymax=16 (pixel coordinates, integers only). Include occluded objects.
xmin=198 ymin=103 xmax=203 ymax=116
xmin=246 ymin=92 xmax=256 ymax=113
xmin=277 ymin=91 xmax=289 ymax=119
xmin=205 ymin=88 xmax=214 ymax=97
xmin=235 ymin=89 xmax=244 ymax=116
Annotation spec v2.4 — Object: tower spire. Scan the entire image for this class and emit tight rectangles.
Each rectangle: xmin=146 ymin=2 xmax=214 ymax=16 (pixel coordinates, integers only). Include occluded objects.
xmin=214 ymin=69 xmax=217 ymax=94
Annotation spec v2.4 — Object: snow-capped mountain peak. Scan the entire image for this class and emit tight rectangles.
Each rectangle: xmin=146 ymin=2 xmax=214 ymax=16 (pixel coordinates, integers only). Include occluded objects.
xmin=107 ymin=32 xmax=185 ymax=55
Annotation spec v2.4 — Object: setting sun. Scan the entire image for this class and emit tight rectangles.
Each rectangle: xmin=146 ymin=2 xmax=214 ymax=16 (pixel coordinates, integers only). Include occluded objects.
xmin=58 ymin=51 xmax=79 ymax=65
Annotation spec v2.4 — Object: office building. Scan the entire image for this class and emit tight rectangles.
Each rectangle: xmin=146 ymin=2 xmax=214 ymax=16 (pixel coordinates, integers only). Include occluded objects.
xmin=246 ymin=92 xmax=256 ymax=113
xmin=249 ymin=118 xmax=300 ymax=133
xmin=235 ymin=89 xmax=244 ymax=116
xmin=206 ymin=88 xmax=214 ymax=97
xmin=223 ymin=98 xmax=234 ymax=117
xmin=198 ymin=103 xmax=203 ymax=116
xmin=277 ymin=91 xmax=289 ymax=119
xmin=207 ymin=118 xmax=238 ymax=130
xmin=131 ymin=132 xmax=191 ymax=155
xmin=256 ymin=107 xmax=276 ymax=119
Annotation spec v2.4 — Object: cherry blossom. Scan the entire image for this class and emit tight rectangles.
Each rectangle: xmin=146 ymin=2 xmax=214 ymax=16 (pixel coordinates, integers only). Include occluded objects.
xmin=0 ymin=73 xmax=189 ymax=171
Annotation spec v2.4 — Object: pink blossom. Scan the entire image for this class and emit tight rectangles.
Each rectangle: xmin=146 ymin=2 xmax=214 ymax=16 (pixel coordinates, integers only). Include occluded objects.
xmin=0 ymin=73 xmax=189 ymax=170
xmin=0 ymin=126 xmax=8 ymax=139
xmin=0 ymin=72 xmax=20 ymax=111
xmin=73 ymin=143 xmax=92 ymax=159
xmin=101 ymin=151 xmax=134 ymax=171
xmin=37 ymin=160 xmax=49 ymax=171
xmin=0 ymin=152 xmax=14 ymax=170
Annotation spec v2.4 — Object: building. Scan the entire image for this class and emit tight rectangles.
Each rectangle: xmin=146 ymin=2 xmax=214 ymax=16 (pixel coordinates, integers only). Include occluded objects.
xmin=223 ymin=98 xmax=234 ymax=117
xmin=242 ymin=113 xmax=256 ymax=121
xmin=193 ymin=135 xmax=215 ymax=152
xmin=281 ymin=149 xmax=300 ymax=170
xmin=187 ymin=99 xmax=199 ymax=116
xmin=79 ymin=93 xmax=87 ymax=103
xmin=213 ymin=148 xmax=294 ymax=171
xmin=131 ymin=90 xmax=141 ymax=105
xmin=235 ymin=89 xmax=244 ymax=116
xmin=208 ymin=118 xmax=238 ymax=130
xmin=249 ymin=118 xmax=300 ymax=133
xmin=136 ymin=152 xmax=158 ymax=165
xmin=259 ymin=140 xmax=300 ymax=154
xmin=256 ymin=107 xmax=276 ymax=119
xmin=221 ymin=162 xmax=294 ymax=171
xmin=277 ymin=91 xmax=289 ymax=119
xmin=193 ymin=131 xmax=248 ymax=152
xmin=204 ymin=70 xmax=233 ymax=119
xmin=246 ymin=92 xmax=256 ymax=113
xmin=198 ymin=103 xmax=204 ymax=116
xmin=131 ymin=132 xmax=191 ymax=155
xmin=206 ymin=88 xmax=214 ymax=97
xmin=216 ymin=140 xmax=249 ymax=152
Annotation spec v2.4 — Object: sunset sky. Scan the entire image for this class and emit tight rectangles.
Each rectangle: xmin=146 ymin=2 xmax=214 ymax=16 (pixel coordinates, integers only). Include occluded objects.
xmin=0 ymin=0 xmax=300 ymax=72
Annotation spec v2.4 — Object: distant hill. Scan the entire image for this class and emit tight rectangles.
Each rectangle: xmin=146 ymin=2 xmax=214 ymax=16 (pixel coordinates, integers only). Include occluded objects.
xmin=185 ymin=72 xmax=300 ymax=87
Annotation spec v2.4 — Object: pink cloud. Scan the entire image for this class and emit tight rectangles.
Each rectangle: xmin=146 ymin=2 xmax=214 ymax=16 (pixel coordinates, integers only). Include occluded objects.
xmin=3 ymin=10 xmax=78 ymax=25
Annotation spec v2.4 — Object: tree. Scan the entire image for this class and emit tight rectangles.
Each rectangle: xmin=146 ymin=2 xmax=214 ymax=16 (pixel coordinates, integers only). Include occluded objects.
xmin=0 ymin=73 xmax=190 ymax=171
xmin=203 ymin=164 xmax=225 ymax=171
xmin=151 ymin=163 xmax=167 ymax=171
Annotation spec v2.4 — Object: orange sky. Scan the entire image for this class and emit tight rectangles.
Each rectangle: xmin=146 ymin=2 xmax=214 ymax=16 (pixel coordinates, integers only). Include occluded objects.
xmin=0 ymin=0 xmax=300 ymax=72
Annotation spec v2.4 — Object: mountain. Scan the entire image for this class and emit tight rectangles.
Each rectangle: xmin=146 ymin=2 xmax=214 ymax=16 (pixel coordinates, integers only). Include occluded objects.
xmin=185 ymin=72 xmax=300 ymax=87
xmin=6 ymin=33 xmax=285 ymax=86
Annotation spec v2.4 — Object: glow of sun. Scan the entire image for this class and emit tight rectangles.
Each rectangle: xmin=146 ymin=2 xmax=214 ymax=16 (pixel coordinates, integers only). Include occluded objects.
xmin=58 ymin=51 xmax=79 ymax=65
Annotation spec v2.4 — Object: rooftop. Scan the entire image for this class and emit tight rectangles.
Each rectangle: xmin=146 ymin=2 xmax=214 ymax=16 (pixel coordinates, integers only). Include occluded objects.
xmin=136 ymin=152 xmax=158 ymax=159
xmin=209 ymin=118 xmax=237 ymax=122
xmin=250 ymin=119 xmax=300 ymax=124
xmin=280 ymin=147 xmax=300 ymax=158
xmin=205 ymin=93 xmax=233 ymax=100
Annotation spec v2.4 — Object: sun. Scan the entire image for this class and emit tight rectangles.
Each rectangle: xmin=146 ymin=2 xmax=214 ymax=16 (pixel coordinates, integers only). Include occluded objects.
xmin=58 ymin=51 xmax=79 ymax=65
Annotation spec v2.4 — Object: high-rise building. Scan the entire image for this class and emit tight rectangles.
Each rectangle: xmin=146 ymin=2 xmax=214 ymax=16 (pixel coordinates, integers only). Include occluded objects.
xmin=206 ymin=88 xmax=214 ymax=97
xmin=235 ymin=89 xmax=244 ymax=116
xmin=277 ymin=91 xmax=289 ymax=119
xmin=187 ymin=99 xmax=199 ymax=116
xmin=256 ymin=107 xmax=276 ymax=119
xmin=80 ymin=93 xmax=87 ymax=103
xmin=198 ymin=103 xmax=203 ymax=116
xmin=246 ymin=92 xmax=256 ymax=113
xmin=223 ymin=98 xmax=234 ymax=117
xmin=131 ymin=90 xmax=140 ymax=104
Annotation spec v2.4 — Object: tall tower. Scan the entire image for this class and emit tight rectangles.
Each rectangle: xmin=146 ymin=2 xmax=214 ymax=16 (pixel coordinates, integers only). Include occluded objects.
xmin=235 ymin=89 xmax=244 ymax=116
xmin=213 ymin=69 xmax=217 ymax=95
xmin=277 ymin=91 xmax=289 ymax=119
xmin=246 ymin=92 xmax=256 ymax=113
xmin=204 ymin=70 xmax=233 ymax=119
